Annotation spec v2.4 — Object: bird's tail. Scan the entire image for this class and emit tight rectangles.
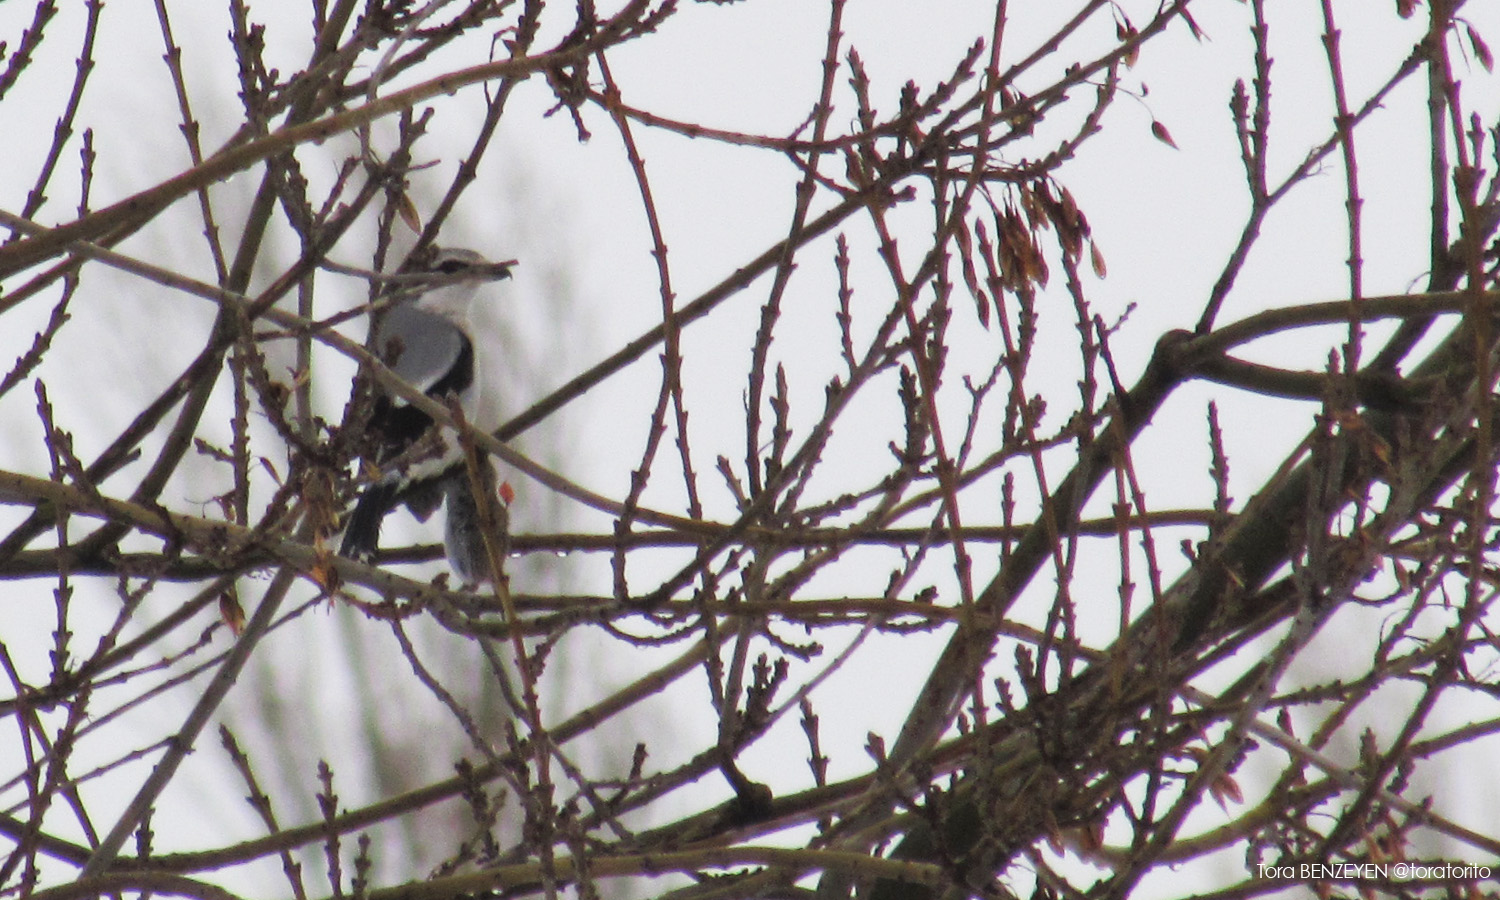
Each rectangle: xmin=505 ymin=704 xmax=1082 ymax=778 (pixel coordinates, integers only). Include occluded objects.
xmin=340 ymin=481 xmax=401 ymax=561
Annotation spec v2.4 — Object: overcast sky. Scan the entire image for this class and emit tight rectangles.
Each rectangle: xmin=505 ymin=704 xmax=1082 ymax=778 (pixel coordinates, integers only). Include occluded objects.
xmin=3 ymin=0 xmax=1499 ymax=895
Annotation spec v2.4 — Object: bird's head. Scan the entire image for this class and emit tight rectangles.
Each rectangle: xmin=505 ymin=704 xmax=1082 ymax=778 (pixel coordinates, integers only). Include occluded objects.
xmin=407 ymin=247 xmax=515 ymax=324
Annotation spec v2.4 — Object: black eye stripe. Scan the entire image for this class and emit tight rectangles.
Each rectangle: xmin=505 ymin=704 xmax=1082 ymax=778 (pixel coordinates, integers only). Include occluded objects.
xmin=434 ymin=259 xmax=468 ymax=274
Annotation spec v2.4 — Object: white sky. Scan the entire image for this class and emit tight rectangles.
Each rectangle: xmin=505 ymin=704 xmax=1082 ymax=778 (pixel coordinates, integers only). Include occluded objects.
xmin=2 ymin=0 xmax=1499 ymax=896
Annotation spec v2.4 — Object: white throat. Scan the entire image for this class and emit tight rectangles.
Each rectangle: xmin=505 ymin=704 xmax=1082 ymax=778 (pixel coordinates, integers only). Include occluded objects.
xmin=415 ymin=278 xmax=484 ymax=327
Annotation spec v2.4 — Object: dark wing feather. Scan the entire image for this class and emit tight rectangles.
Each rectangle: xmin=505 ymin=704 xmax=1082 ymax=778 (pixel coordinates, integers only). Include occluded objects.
xmin=341 ymin=302 xmax=476 ymax=561
xmin=340 ymin=480 xmax=400 ymax=560
xmin=366 ymin=312 xmax=475 ymax=465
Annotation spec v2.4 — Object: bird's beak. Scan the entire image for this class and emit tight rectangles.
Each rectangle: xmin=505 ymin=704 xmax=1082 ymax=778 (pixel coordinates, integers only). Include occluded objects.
xmin=485 ymin=260 xmax=518 ymax=280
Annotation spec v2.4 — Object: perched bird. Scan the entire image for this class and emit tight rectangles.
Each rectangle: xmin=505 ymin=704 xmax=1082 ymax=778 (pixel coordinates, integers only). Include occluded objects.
xmin=339 ymin=246 xmax=514 ymax=584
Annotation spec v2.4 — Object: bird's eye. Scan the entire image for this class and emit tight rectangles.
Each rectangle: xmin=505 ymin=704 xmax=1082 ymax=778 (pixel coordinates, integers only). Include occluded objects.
xmin=435 ymin=259 xmax=468 ymax=274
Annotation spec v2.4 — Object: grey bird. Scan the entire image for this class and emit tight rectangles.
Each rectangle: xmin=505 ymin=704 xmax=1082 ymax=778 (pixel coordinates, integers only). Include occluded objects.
xmin=340 ymin=246 xmax=514 ymax=584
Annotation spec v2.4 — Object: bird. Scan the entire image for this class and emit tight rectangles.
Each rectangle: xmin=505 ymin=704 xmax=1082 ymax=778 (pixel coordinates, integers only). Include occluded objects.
xmin=339 ymin=246 xmax=514 ymax=584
